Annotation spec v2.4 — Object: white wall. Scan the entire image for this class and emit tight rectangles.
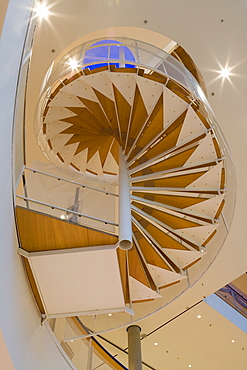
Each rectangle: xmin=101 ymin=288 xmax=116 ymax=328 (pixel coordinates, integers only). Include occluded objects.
xmin=0 ymin=1 xmax=72 ymax=369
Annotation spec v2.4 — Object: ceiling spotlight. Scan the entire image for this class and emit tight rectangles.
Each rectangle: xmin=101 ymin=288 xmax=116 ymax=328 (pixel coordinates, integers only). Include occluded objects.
xmin=34 ymin=2 xmax=50 ymax=20
xmin=219 ymin=67 xmax=232 ymax=79
xmin=70 ymin=340 xmax=73 ymax=343
xmin=197 ymin=314 xmax=202 ymax=319
xmin=108 ymin=313 xmax=112 ymax=317
xmin=188 ymin=365 xmax=192 ymax=368
xmin=68 ymin=58 xmax=80 ymax=71
xmin=60 ymin=214 xmax=66 ymax=219
xmin=231 ymin=339 xmax=235 ymax=343
xmin=154 ymin=342 xmax=159 ymax=346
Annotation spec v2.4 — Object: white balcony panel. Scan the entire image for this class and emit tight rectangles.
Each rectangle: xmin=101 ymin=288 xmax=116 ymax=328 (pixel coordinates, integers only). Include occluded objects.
xmin=28 ymin=245 xmax=125 ymax=316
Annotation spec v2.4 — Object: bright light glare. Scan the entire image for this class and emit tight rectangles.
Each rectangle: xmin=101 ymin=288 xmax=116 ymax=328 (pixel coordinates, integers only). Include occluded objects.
xmin=34 ymin=2 xmax=50 ymax=20
xmin=219 ymin=67 xmax=232 ymax=78
xmin=108 ymin=313 xmax=112 ymax=316
xmin=60 ymin=214 xmax=66 ymax=219
xmin=154 ymin=342 xmax=159 ymax=346
xmin=197 ymin=315 xmax=202 ymax=319
xmin=231 ymin=339 xmax=235 ymax=343
xmin=68 ymin=58 xmax=80 ymax=71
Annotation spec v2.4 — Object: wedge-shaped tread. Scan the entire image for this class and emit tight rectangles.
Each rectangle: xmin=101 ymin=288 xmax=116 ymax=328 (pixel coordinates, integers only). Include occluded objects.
xmin=129 ymin=276 xmax=161 ymax=302
xmin=128 ymin=243 xmax=152 ymax=288
xmin=117 ymin=248 xmax=130 ymax=304
xmin=132 ymin=212 xmax=189 ymax=251
xmin=132 ymin=224 xmax=171 ymax=270
xmin=147 ymin=264 xmax=185 ymax=289
xmin=132 ymin=192 xmax=208 ymax=209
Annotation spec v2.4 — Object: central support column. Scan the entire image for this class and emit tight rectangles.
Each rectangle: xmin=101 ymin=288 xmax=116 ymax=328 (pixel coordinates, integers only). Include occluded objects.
xmin=127 ymin=325 xmax=142 ymax=370
xmin=118 ymin=148 xmax=132 ymax=250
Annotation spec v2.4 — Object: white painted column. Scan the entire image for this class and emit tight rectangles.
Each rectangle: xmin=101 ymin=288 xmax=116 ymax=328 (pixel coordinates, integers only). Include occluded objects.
xmin=118 ymin=148 xmax=132 ymax=250
xmin=127 ymin=325 xmax=142 ymax=370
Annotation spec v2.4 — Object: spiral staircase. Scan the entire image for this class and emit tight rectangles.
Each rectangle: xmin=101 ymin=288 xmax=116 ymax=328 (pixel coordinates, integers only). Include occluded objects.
xmin=16 ymin=39 xmax=230 ymax=323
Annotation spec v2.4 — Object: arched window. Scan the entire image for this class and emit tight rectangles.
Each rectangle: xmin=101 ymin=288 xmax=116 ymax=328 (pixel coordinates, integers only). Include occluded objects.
xmin=83 ymin=39 xmax=135 ymax=70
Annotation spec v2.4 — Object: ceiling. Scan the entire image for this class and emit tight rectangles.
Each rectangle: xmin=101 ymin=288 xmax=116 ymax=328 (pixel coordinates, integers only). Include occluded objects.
xmin=25 ymin=0 xmax=247 ymax=369
xmin=95 ymin=300 xmax=247 ymax=370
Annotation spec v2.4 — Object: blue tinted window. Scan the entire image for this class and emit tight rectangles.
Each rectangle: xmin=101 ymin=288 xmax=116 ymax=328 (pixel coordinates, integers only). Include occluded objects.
xmin=83 ymin=40 xmax=135 ymax=70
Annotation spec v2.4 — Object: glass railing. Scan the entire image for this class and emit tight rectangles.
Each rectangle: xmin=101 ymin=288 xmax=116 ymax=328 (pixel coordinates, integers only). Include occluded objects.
xmin=16 ymin=165 xmax=118 ymax=235
xmin=48 ymin=317 xmax=126 ymax=370
xmin=38 ymin=37 xmax=207 ymax=108
xmin=51 ymin=316 xmax=155 ymax=370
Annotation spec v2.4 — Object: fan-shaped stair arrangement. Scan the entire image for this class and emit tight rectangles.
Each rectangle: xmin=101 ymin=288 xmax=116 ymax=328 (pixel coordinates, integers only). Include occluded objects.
xmin=31 ymin=65 xmax=227 ymax=313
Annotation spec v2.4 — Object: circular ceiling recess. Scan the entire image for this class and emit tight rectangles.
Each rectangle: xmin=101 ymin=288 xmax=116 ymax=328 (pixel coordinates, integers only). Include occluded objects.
xmin=34 ymin=37 xmax=235 ymax=332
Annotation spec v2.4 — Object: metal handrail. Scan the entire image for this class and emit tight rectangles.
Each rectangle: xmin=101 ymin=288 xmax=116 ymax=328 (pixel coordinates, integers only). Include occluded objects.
xmin=16 ymin=195 xmax=118 ymax=227
xmin=24 ymin=167 xmax=118 ymax=197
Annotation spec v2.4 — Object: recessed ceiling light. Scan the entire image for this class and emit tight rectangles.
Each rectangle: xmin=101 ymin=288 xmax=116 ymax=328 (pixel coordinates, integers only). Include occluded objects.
xmin=188 ymin=365 xmax=192 ymax=368
xmin=231 ymin=339 xmax=235 ymax=343
xmin=68 ymin=58 xmax=80 ymax=71
xmin=70 ymin=340 xmax=73 ymax=343
xmin=108 ymin=313 xmax=112 ymax=316
xmin=34 ymin=2 xmax=50 ymax=20
xmin=60 ymin=214 xmax=66 ymax=219
xmin=154 ymin=342 xmax=159 ymax=346
xmin=219 ymin=67 xmax=232 ymax=78
xmin=197 ymin=314 xmax=202 ymax=319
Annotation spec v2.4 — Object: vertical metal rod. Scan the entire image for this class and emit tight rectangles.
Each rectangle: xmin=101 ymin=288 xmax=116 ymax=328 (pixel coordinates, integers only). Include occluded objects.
xmin=69 ymin=187 xmax=80 ymax=223
xmin=127 ymin=325 xmax=142 ymax=370
xmin=22 ymin=172 xmax=29 ymax=209
xmin=119 ymin=148 xmax=132 ymax=250
xmin=87 ymin=338 xmax=93 ymax=370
